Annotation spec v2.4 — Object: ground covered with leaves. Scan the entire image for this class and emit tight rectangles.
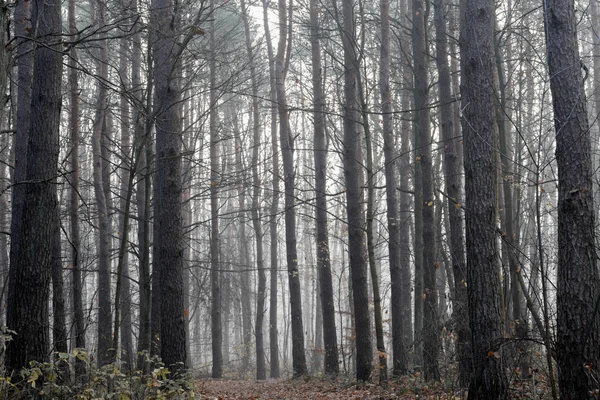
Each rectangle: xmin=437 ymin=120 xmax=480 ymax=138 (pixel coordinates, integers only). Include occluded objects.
xmin=196 ymin=375 xmax=551 ymax=399
xmin=196 ymin=377 xmax=468 ymax=399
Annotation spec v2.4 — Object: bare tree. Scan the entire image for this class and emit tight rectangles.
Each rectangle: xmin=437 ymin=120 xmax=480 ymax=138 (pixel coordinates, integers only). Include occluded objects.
xmin=544 ymin=0 xmax=600 ymax=397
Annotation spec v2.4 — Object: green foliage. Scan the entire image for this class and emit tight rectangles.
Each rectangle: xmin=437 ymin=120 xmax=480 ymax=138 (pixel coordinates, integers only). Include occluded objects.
xmin=0 ymin=349 xmax=196 ymax=399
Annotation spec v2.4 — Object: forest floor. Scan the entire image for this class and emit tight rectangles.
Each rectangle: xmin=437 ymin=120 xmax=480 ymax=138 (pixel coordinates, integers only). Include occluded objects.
xmin=196 ymin=375 xmax=548 ymax=399
xmin=195 ymin=377 xmax=468 ymax=399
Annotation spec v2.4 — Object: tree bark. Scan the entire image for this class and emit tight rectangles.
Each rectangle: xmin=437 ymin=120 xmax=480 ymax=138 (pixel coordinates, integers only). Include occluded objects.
xmin=341 ymin=0 xmax=372 ymax=382
xmin=209 ymin=1 xmax=223 ymax=377
xmin=433 ymin=0 xmax=471 ymax=385
xmin=151 ymin=0 xmax=187 ymax=371
xmin=381 ymin=0 xmax=409 ymax=376
xmin=309 ymin=0 xmax=339 ymax=377
xmin=6 ymin=0 xmax=63 ymax=373
xmin=411 ymin=0 xmax=440 ymax=381
xmin=544 ymin=0 xmax=600 ymax=397
xmin=262 ymin=0 xmax=280 ymax=379
xmin=68 ymin=0 xmax=86 ymax=375
xmin=276 ymin=0 xmax=308 ymax=377
xmin=461 ymin=0 xmax=508 ymax=396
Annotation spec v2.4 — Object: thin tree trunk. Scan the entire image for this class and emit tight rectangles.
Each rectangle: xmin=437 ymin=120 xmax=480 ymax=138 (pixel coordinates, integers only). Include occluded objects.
xmin=209 ymin=0 xmax=222 ymax=377
xmin=262 ymin=0 xmax=280 ymax=379
xmin=276 ymin=0 xmax=307 ymax=377
xmin=68 ymin=0 xmax=86 ymax=376
xmin=90 ymin=0 xmax=112 ymax=366
xmin=309 ymin=0 xmax=339 ymax=377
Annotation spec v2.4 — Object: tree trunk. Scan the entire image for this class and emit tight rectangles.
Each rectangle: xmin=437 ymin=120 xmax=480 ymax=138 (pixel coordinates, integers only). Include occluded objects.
xmin=461 ymin=0 xmax=508 ymax=396
xmin=341 ymin=0 xmax=372 ymax=382
xmin=262 ymin=0 xmax=280 ymax=379
xmin=151 ymin=0 xmax=187 ymax=371
xmin=276 ymin=0 xmax=308 ymax=377
xmin=90 ymin=0 xmax=112 ymax=366
xmin=380 ymin=0 xmax=409 ymax=377
xmin=209 ymin=1 xmax=223 ymax=377
xmin=240 ymin=0 xmax=267 ymax=380
xmin=68 ymin=0 xmax=86 ymax=376
xmin=309 ymin=0 xmax=339 ymax=377
xmin=544 ymin=0 xmax=600 ymax=397
xmin=433 ymin=0 xmax=471 ymax=385
xmin=6 ymin=0 xmax=63 ymax=373
xmin=411 ymin=0 xmax=440 ymax=381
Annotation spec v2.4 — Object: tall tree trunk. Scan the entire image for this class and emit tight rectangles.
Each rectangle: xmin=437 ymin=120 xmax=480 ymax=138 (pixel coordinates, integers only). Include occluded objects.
xmin=341 ymin=0 xmax=372 ymax=382
xmin=68 ymin=0 xmax=86 ymax=376
xmin=5 ymin=0 xmax=63 ymax=373
xmin=116 ymin=27 xmax=134 ymax=373
xmin=544 ymin=0 xmax=600 ymax=397
xmin=309 ymin=0 xmax=339 ymax=377
xmin=433 ymin=0 xmax=470 ymax=385
xmin=276 ymin=0 xmax=308 ymax=377
xmin=381 ymin=0 xmax=409 ymax=376
xmin=209 ymin=1 xmax=223 ymax=377
xmin=233 ymin=111 xmax=253 ymax=376
xmin=151 ymin=0 xmax=187 ymax=371
xmin=398 ymin=50 xmax=414 ymax=368
xmin=9 ymin=0 xmax=33 ymax=309
xmin=262 ymin=0 xmax=280 ymax=379
xmin=90 ymin=0 xmax=112 ymax=366
xmin=411 ymin=0 xmax=440 ymax=381
xmin=240 ymin=0 xmax=267 ymax=380
xmin=133 ymin=0 xmax=152 ymax=371
xmin=461 ymin=0 xmax=508 ymax=396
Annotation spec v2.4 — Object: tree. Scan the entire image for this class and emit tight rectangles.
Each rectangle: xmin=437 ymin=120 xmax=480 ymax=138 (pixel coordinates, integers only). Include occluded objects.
xmin=433 ymin=0 xmax=470 ymax=385
xmin=309 ymin=0 xmax=339 ymax=376
xmin=90 ymin=0 xmax=113 ymax=367
xmin=68 ymin=0 xmax=86 ymax=376
xmin=151 ymin=0 xmax=187 ymax=370
xmin=461 ymin=0 xmax=508 ymax=397
xmin=412 ymin=0 xmax=440 ymax=381
xmin=544 ymin=0 xmax=600 ymax=397
xmin=341 ymin=0 xmax=372 ymax=382
xmin=6 ymin=0 xmax=63 ymax=373
xmin=276 ymin=0 xmax=308 ymax=377
xmin=381 ymin=0 xmax=409 ymax=376
xmin=209 ymin=0 xmax=223 ymax=378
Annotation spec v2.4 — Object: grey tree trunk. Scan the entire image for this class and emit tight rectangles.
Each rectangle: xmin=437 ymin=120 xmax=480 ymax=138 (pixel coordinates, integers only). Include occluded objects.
xmin=68 ymin=0 xmax=86 ymax=374
xmin=341 ymin=0 xmax=372 ymax=382
xmin=433 ymin=0 xmax=471 ymax=385
xmin=90 ymin=0 xmax=112 ymax=366
xmin=209 ymin=1 xmax=223 ymax=377
xmin=381 ymin=0 xmax=409 ymax=376
xmin=117 ymin=28 xmax=134 ymax=373
xmin=309 ymin=0 xmax=339 ymax=377
xmin=276 ymin=0 xmax=308 ymax=377
xmin=262 ymin=0 xmax=280 ymax=378
xmin=461 ymin=0 xmax=508 ymax=396
xmin=132 ymin=0 xmax=152 ymax=371
xmin=9 ymin=0 xmax=33 ymax=304
xmin=240 ymin=0 xmax=267 ymax=380
xmin=6 ymin=0 xmax=63 ymax=373
xmin=151 ymin=0 xmax=187 ymax=371
xmin=411 ymin=0 xmax=440 ymax=381
xmin=544 ymin=0 xmax=600 ymax=397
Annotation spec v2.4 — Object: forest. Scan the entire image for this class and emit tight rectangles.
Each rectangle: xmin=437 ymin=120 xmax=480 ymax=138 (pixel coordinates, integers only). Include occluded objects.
xmin=0 ymin=0 xmax=599 ymax=398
